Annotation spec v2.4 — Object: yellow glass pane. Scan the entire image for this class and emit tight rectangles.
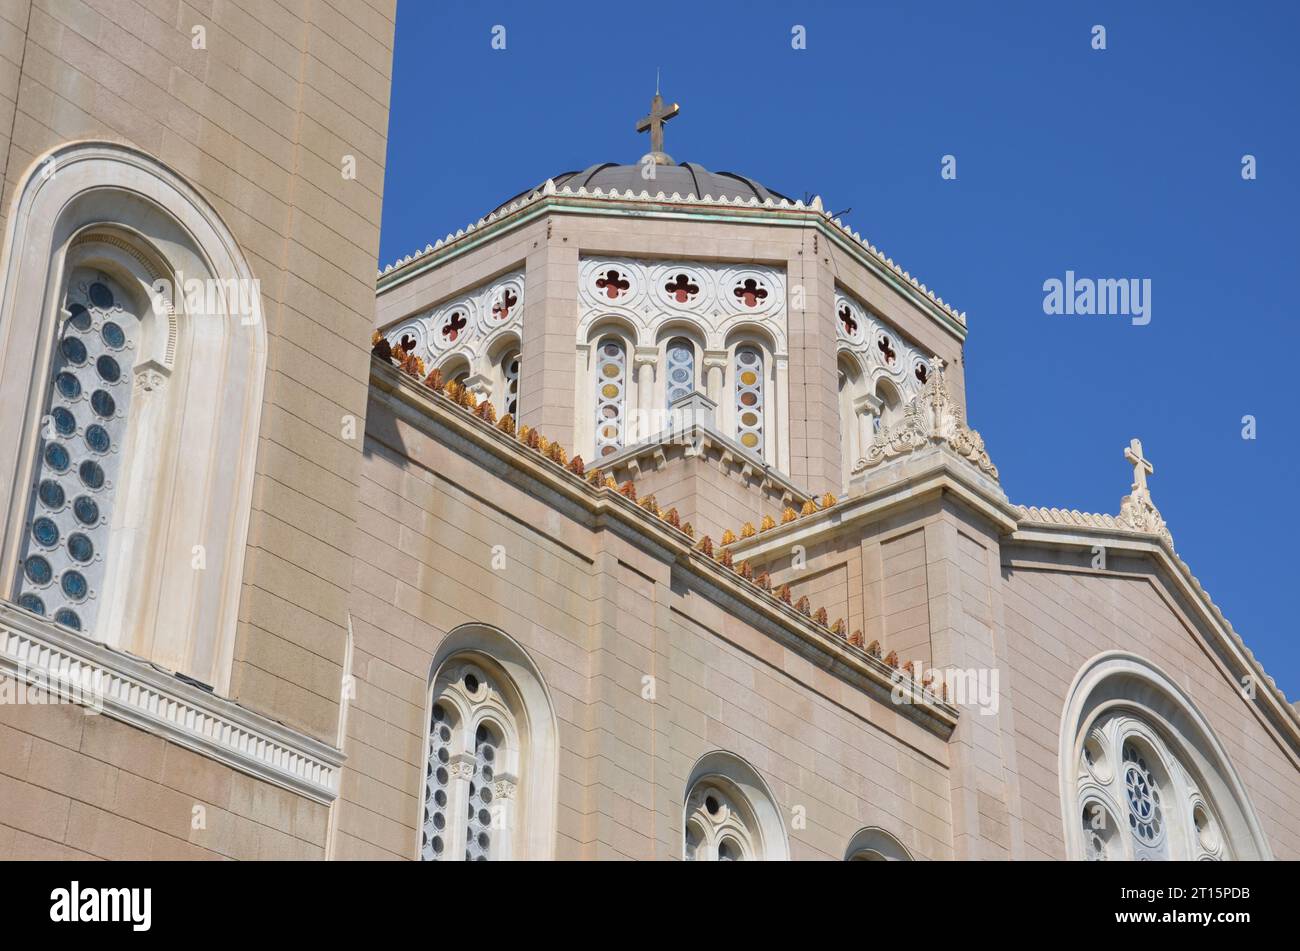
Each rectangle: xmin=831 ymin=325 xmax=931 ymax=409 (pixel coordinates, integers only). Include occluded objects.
xmin=740 ymin=433 xmax=759 ymax=448
xmin=602 ymin=363 xmax=621 ymax=378
xmin=602 ymin=384 xmax=620 ymax=398
xmin=740 ymin=371 xmax=757 ymax=386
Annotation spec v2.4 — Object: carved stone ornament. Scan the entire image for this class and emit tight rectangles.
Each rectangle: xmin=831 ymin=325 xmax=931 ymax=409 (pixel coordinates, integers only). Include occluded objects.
xmin=853 ymin=358 xmax=999 ymax=481
xmin=1115 ymin=438 xmax=1174 ymax=549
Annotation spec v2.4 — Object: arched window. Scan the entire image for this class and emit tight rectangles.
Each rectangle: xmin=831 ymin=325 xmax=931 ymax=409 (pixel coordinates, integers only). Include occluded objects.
xmin=500 ymin=348 xmax=520 ymax=417
xmin=845 ymin=826 xmax=913 ymax=861
xmin=875 ymin=378 xmax=903 ymax=432
xmin=733 ymin=345 xmax=764 ymax=455
xmin=440 ymin=355 xmax=470 ymax=389
xmin=664 ymin=337 xmax=696 ymax=409
xmin=0 ymin=142 xmax=266 ymax=694
xmin=594 ymin=336 xmax=628 ymax=457
xmin=419 ymin=625 xmax=558 ymax=861
xmin=422 ymin=659 xmax=520 ymax=861
xmin=1061 ymin=652 xmax=1272 ymax=861
xmin=684 ymin=780 xmax=759 ymax=861
xmin=683 ymin=751 xmax=788 ymax=861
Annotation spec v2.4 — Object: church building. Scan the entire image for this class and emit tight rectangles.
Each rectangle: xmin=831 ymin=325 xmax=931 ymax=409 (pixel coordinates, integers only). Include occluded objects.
xmin=0 ymin=1 xmax=1296 ymax=861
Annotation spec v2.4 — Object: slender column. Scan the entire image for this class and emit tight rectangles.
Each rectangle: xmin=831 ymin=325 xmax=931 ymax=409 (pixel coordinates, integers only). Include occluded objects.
xmin=634 ymin=347 xmax=658 ymax=441
xmin=703 ymin=350 xmax=728 ymax=428
xmin=774 ymin=354 xmax=790 ymax=472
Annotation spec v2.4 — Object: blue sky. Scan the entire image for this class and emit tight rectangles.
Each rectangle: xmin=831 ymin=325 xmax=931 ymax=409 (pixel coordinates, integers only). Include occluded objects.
xmin=380 ymin=1 xmax=1299 ymax=698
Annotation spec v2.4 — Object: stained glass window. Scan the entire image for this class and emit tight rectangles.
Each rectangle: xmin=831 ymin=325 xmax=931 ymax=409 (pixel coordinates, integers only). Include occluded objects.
xmin=13 ymin=272 xmax=138 ymax=634
xmin=594 ymin=337 xmax=627 ymax=457
xmin=734 ymin=345 xmax=764 ymax=455
xmin=665 ymin=338 xmax=695 ymax=408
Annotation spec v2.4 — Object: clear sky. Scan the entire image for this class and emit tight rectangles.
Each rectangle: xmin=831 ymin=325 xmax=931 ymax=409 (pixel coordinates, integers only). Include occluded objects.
xmin=379 ymin=1 xmax=1300 ymax=698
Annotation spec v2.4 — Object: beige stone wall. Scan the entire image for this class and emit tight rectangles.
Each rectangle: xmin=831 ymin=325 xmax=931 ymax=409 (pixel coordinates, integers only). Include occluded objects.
xmin=1000 ymin=557 xmax=1300 ymax=859
xmin=338 ymin=387 xmax=956 ymax=860
xmin=0 ymin=699 xmax=327 ymax=859
xmin=0 ymin=0 xmax=397 ymax=744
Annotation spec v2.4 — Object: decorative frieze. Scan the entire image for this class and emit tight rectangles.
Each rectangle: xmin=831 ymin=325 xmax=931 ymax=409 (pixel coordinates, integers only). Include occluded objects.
xmin=578 ymin=257 xmax=787 ymax=352
xmin=836 ymin=289 xmax=932 ymax=405
xmin=0 ymin=605 xmax=342 ymax=803
xmin=382 ymin=269 xmax=525 ymax=371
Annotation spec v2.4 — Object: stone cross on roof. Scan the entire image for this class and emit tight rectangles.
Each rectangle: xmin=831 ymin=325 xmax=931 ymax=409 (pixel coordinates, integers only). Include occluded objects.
xmin=636 ymin=87 xmax=679 ymax=166
xmin=1125 ymin=438 xmax=1153 ymax=495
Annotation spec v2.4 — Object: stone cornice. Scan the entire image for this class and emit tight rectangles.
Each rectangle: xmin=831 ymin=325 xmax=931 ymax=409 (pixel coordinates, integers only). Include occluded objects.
xmin=375 ymin=185 xmax=968 ymax=342
xmin=0 ymin=604 xmax=343 ymax=803
xmin=369 ymin=360 xmax=959 ymax=738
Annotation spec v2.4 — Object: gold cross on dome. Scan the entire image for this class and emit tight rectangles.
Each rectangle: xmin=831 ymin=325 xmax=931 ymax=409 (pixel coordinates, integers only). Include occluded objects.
xmin=1124 ymin=438 xmax=1153 ymax=494
xmin=636 ymin=90 xmax=679 ymax=158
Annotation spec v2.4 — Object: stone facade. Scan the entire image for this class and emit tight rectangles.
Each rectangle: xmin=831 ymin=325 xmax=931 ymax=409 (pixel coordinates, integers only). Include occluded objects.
xmin=1 ymin=0 xmax=1296 ymax=862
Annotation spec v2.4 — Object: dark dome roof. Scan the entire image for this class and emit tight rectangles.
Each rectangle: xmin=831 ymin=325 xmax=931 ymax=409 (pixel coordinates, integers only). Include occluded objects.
xmin=492 ymin=161 xmax=793 ymax=215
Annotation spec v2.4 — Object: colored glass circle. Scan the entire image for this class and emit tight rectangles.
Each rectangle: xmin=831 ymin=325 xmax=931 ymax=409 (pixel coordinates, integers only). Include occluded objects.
xmin=96 ymin=355 xmax=121 ymax=383
xmin=53 ymin=608 xmax=81 ymax=631
xmin=61 ymin=336 xmax=88 ymax=364
xmin=67 ymin=532 xmax=94 ymax=563
xmin=44 ymin=442 xmax=70 ymax=472
xmin=101 ymin=321 xmax=126 ymax=349
xmin=38 ymin=480 xmax=65 ymax=509
xmin=60 ymin=571 xmax=88 ymax=601
xmin=24 ymin=555 xmax=52 ymax=586
xmin=51 ymin=407 xmax=76 ymax=436
xmin=32 ymin=516 xmax=59 ymax=547
xmin=91 ymin=390 xmax=116 ymax=418
xmin=79 ymin=460 xmax=105 ymax=490
xmin=89 ymin=282 xmax=115 ymax=309
xmin=56 ymin=372 xmax=81 ymax=399
xmin=73 ymin=495 xmax=99 ymax=526
xmin=17 ymin=593 xmax=45 ymax=616
xmin=85 ymin=424 xmax=111 ymax=454
xmin=68 ymin=303 xmax=91 ymax=331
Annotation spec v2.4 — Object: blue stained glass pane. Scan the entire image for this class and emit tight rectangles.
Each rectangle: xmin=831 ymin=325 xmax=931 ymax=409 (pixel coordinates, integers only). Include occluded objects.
xmin=52 ymin=407 xmax=76 ymax=435
xmin=90 ymin=390 xmax=116 ymax=418
xmin=68 ymin=303 xmax=91 ymax=331
xmin=96 ymin=355 xmax=121 ymax=383
xmin=55 ymin=372 xmax=81 ymax=399
xmin=61 ymin=571 xmax=88 ymax=601
xmin=101 ymin=321 xmax=125 ymax=349
xmin=32 ymin=517 xmax=59 ymax=547
xmin=17 ymin=593 xmax=45 ymax=616
xmin=44 ymin=442 xmax=70 ymax=472
xmin=53 ymin=609 xmax=81 ymax=631
xmin=79 ymin=460 xmax=105 ymax=489
xmin=37 ymin=480 xmax=65 ymax=509
xmin=67 ymin=533 xmax=93 ymax=563
xmin=23 ymin=555 xmax=52 ymax=586
xmin=61 ymin=336 xmax=87 ymax=364
xmin=89 ymin=282 xmax=114 ymax=309
xmin=73 ymin=496 xmax=99 ymax=526
xmin=85 ymin=424 xmax=110 ymax=454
